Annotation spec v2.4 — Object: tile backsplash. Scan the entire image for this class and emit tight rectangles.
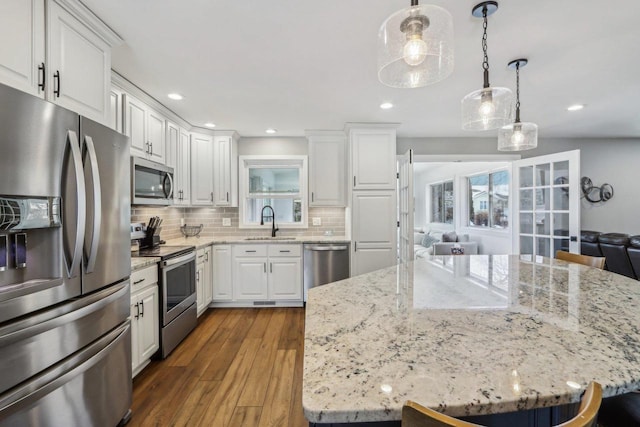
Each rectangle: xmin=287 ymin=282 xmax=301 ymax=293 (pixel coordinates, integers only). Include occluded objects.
xmin=131 ymin=206 xmax=346 ymax=240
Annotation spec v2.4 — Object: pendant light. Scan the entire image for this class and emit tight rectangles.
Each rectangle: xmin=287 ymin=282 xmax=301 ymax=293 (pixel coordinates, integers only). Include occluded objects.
xmin=498 ymin=59 xmax=538 ymax=151
xmin=461 ymin=1 xmax=512 ymax=130
xmin=377 ymin=0 xmax=454 ymax=88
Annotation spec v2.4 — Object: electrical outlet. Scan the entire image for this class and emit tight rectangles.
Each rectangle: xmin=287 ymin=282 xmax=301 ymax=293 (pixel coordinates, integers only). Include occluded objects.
xmin=222 ymin=218 xmax=231 ymax=226
xmin=312 ymin=217 xmax=322 ymax=226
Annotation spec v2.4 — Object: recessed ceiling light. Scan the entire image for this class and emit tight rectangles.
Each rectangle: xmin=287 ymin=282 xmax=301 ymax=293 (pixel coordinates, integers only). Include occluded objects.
xmin=380 ymin=102 xmax=394 ymax=110
xmin=204 ymin=122 xmax=216 ymax=128
xmin=567 ymin=104 xmax=585 ymax=111
xmin=265 ymin=128 xmax=277 ymax=134
xmin=168 ymin=93 xmax=183 ymax=100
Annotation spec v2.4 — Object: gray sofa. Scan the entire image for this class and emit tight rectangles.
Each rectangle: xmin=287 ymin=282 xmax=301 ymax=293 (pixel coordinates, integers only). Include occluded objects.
xmin=414 ymin=231 xmax=478 ymax=258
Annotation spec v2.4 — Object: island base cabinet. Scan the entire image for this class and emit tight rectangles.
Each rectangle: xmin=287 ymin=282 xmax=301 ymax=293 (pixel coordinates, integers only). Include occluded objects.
xmin=130 ymin=265 xmax=159 ymax=378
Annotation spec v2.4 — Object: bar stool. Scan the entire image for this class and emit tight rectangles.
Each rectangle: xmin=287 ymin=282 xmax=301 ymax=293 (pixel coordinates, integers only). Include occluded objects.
xmin=402 ymin=382 xmax=602 ymax=427
xmin=555 ymin=250 xmax=605 ymax=269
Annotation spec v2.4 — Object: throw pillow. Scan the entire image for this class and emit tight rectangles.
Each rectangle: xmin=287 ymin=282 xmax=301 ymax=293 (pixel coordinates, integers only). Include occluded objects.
xmin=413 ymin=232 xmax=424 ymax=244
xmin=442 ymin=231 xmax=458 ymax=242
xmin=421 ymin=234 xmax=439 ymax=248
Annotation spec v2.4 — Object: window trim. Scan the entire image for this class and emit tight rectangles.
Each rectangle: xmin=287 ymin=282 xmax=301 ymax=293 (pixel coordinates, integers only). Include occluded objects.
xmin=238 ymin=155 xmax=308 ymax=229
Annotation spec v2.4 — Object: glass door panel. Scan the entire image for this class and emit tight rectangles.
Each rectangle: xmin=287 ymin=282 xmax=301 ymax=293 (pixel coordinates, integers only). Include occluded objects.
xmin=513 ymin=151 xmax=580 ymax=256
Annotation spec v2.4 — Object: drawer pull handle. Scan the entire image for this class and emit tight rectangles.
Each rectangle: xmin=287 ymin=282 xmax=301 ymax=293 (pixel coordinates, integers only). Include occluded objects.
xmin=245 ymin=250 xmax=256 ymax=253
xmin=134 ymin=302 xmax=140 ymax=319
xmin=133 ymin=278 xmax=145 ymax=285
xmin=279 ymin=250 xmax=290 ymax=253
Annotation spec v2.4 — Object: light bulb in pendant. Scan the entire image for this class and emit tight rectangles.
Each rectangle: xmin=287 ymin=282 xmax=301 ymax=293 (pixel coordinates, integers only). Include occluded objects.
xmin=511 ymin=123 xmax=524 ymax=146
xmin=479 ymin=89 xmax=495 ymax=119
xmin=403 ymin=35 xmax=427 ymax=66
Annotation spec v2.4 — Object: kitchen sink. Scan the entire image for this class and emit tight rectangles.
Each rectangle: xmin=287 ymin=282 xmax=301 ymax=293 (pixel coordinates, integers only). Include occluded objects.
xmin=244 ymin=237 xmax=297 ymax=241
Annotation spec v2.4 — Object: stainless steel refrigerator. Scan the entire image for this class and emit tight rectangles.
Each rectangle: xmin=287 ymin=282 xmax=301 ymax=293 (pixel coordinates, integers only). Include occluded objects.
xmin=0 ymin=83 xmax=132 ymax=426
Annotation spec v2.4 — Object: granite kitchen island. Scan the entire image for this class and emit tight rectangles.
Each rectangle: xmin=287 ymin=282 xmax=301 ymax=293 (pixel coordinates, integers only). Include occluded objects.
xmin=303 ymin=255 xmax=640 ymax=426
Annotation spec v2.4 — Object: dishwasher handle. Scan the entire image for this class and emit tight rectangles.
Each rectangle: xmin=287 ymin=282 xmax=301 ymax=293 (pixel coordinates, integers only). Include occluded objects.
xmin=307 ymin=245 xmax=348 ymax=251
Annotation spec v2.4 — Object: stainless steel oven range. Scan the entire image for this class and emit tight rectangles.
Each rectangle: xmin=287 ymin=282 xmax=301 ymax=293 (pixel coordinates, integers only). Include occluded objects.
xmin=136 ymin=245 xmax=197 ymax=358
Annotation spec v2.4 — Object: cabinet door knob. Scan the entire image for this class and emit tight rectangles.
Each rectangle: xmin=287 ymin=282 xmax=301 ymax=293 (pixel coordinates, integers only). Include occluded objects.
xmin=270 ymin=263 xmax=272 ymax=273
xmin=264 ymin=263 xmax=266 ymax=273
xmin=311 ymin=192 xmax=314 ymax=202
xmin=53 ymin=70 xmax=61 ymax=98
xmin=227 ymin=192 xmax=229 ymax=202
xmin=210 ymin=192 xmax=214 ymax=202
xmin=38 ymin=63 xmax=46 ymax=91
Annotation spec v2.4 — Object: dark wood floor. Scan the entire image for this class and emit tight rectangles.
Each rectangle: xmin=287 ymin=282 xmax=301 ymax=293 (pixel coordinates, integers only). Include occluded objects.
xmin=128 ymin=307 xmax=307 ymax=427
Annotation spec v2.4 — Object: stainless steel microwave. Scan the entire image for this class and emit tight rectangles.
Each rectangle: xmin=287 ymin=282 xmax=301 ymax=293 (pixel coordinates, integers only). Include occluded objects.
xmin=131 ymin=157 xmax=174 ymax=205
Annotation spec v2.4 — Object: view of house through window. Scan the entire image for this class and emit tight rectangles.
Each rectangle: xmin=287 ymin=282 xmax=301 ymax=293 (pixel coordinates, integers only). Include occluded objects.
xmin=468 ymin=170 xmax=509 ymax=228
xmin=430 ymin=180 xmax=454 ymax=224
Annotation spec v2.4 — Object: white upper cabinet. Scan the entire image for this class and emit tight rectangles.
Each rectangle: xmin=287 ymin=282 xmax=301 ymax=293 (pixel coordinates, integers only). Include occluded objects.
xmin=109 ymin=87 xmax=123 ymax=133
xmin=165 ymin=121 xmax=179 ymax=169
xmin=307 ymin=131 xmax=346 ymax=206
xmin=0 ymin=0 xmax=121 ymax=124
xmin=176 ymin=128 xmax=191 ymax=205
xmin=0 ymin=0 xmax=45 ymax=97
xmin=213 ymin=134 xmax=238 ymax=207
xmin=190 ymin=133 xmax=214 ymax=206
xmin=146 ymin=107 xmax=166 ymax=163
xmin=124 ymin=94 xmax=147 ymax=156
xmin=167 ymin=122 xmax=191 ymax=205
xmin=124 ymin=94 xmax=167 ymax=164
xmin=47 ymin=0 xmax=112 ymax=124
xmin=350 ymin=127 xmax=397 ymax=190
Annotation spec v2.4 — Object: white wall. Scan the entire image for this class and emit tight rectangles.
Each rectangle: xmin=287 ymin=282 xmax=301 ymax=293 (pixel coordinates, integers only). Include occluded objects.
xmin=414 ymin=161 xmax=512 ymax=255
xmin=402 ymin=137 xmax=640 ymax=236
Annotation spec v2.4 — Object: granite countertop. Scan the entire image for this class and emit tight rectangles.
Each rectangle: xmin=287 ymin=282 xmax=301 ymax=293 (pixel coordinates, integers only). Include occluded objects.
xmin=163 ymin=235 xmax=350 ymax=248
xmin=131 ymin=256 xmax=161 ymax=272
xmin=303 ymin=254 xmax=640 ymax=424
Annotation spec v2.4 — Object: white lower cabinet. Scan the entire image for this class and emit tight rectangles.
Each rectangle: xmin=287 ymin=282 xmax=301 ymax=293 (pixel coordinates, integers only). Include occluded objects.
xmin=217 ymin=244 xmax=302 ymax=307
xmin=196 ymin=245 xmax=213 ymax=316
xmin=130 ymin=265 xmax=159 ymax=378
xmin=212 ymin=245 xmax=232 ymax=301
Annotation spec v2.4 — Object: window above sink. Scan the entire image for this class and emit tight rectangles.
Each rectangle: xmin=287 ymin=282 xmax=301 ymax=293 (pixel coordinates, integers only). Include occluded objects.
xmin=239 ymin=155 xmax=308 ymax=229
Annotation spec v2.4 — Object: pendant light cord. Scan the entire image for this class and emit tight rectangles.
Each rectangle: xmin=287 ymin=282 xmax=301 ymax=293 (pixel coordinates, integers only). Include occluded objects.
xmin=482 ymin=6 xmax=490 ymax=88
xmin=515 ymin=62 xmax=521 ymax=123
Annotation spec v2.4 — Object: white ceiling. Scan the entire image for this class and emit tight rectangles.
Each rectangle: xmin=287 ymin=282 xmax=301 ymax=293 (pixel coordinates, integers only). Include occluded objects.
xmin=83 ymin=0 xmax=640 ymax=139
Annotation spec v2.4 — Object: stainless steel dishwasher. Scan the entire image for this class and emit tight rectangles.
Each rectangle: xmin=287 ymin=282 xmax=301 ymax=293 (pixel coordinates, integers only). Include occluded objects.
xmin=303 ymin=243 xmax=350 ymax=301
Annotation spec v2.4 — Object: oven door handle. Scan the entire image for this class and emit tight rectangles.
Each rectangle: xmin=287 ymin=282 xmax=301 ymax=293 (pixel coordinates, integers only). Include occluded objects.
xmin=162 ymin=251 xmax=196 ymax=268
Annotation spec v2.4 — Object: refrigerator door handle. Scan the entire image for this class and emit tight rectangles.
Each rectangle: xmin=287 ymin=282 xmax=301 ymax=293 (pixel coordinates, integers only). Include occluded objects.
xmin=64 ymin=130 xmax=86 ymax=278
xmin=83 ymin=135 xmax=101 ymax=274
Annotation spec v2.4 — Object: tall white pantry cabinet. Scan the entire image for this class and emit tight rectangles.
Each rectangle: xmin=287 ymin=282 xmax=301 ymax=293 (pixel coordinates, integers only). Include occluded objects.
xmin=348 ymin=125 xmax=398 ymax=276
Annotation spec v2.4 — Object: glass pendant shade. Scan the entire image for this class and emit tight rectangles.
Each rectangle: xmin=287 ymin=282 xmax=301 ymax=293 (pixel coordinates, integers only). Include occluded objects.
xmin=377 ymin=4 xmax=454 ymax=88
xmin=498 ymin=122 xmax=538 ymax=151
xmin=461 ymin=86 xmax=512 ymax=130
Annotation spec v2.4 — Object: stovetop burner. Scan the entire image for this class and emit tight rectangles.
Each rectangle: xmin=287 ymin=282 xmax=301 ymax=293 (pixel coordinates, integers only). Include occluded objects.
xmin=136 ymin=245 xmax=195 ymax=260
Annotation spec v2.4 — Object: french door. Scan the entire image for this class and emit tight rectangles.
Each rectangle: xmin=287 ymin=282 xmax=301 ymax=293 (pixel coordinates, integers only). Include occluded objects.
xmin=398 ymin=149 xmax=414 ymax=264
xmin=512 ymin=150 xmax=580 ymax=257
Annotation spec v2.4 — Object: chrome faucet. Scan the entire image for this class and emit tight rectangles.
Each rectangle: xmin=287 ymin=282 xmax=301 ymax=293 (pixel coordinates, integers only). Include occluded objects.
xmin=260 ymin=205 xmax=279 ymax=237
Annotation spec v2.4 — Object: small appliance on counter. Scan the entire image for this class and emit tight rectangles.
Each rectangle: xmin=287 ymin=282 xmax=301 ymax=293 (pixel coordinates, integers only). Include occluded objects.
xmin=131 ymin=220 xmax=197 ymax=358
